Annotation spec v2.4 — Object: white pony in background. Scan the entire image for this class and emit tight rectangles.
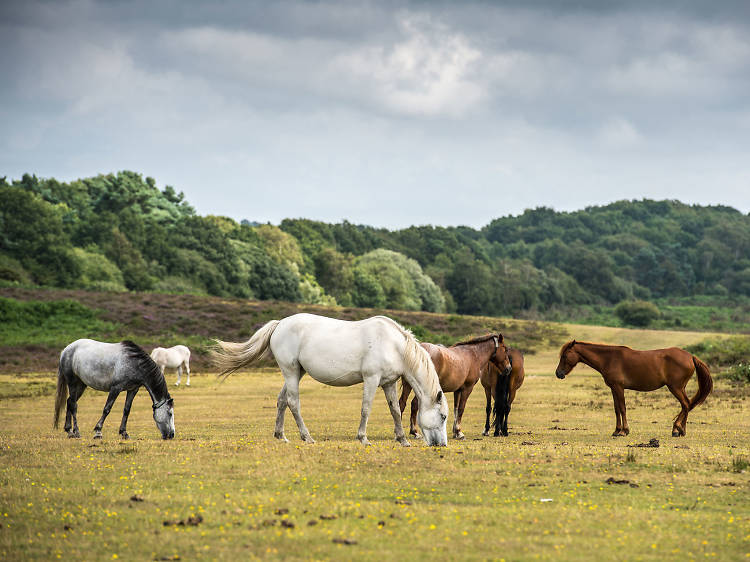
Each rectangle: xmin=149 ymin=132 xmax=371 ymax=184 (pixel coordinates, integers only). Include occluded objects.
xmin=150 ymin=345 xmax=192 ymax=386
xmin=213 ymin=313 xmax=449 ymax=447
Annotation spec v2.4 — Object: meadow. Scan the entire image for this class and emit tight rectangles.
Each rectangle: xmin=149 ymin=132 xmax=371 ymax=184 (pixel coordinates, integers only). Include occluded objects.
xmin=1 ymin=322 xmax=748 ymax=561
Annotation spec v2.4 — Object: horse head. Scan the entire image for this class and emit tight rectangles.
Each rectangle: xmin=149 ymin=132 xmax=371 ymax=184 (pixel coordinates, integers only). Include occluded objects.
xmin=153 ymin=397 xmax=175 ymax=439
xmin=417 ymin=390 xmax=449 ymax=447
xmin=489 ymin=335 xmax=512 ymax=377
xmin=555 ymin=340 xmax=579 ymax=379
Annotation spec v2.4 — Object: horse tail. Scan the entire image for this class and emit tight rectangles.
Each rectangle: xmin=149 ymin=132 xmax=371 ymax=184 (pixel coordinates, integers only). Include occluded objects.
xmin=212 ymin=320 xmax=280 ymax=379
xmin=53 ymin=359 xmax=67 ymax=429
xmin=492 ymin=367 xmax=509 ymax=435
xmin=689 ymin=355 xmax=713 ymax=411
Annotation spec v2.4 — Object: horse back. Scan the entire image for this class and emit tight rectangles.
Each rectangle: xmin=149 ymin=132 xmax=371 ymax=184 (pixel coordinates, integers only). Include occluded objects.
xmin=64 ymin=339 xmax=121 ymax=391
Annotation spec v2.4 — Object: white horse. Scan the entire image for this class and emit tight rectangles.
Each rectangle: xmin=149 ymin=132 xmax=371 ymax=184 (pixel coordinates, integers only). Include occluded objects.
xmin=150 ymin=345 xmax=191 ymax=386
xmin=213 ymin=313 xmax=449 ymax=446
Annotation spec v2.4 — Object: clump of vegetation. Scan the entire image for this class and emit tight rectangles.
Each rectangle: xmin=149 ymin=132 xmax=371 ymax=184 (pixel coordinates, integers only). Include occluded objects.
xmin=614 ymin=300 xmax=661 ymax=327
xmin=687 ymin=336 xmax=750 ymax=383
xmin=727 ymin=363 xmax=750 ymax=384
xmin=0 ymin=296 xmax=117 ymax=346
xmin=731 ymin=456 xmax=748 ymax=473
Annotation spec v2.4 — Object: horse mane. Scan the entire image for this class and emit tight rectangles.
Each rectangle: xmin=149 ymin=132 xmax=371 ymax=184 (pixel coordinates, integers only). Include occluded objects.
xmin=453 ymin=334 xmax=498 ymax=347
xmin=121 ymin=340 xmax=169 ymax=398
xmin=560 ymin=340 xmax=634 ymax=358
xmin=376 ymin=316 xmax=442 ymax=399
xmin=559 ymin=340 xmax=577 ymax=358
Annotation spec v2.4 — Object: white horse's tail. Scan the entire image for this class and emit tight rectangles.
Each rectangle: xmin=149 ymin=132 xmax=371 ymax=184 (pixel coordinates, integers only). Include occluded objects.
xmin=212 ymin=320 xmax=280 ymax=379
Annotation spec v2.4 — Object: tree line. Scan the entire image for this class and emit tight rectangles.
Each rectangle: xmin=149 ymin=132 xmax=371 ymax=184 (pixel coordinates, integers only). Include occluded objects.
xmin=1 ymin=171 xmax=748 ymax=317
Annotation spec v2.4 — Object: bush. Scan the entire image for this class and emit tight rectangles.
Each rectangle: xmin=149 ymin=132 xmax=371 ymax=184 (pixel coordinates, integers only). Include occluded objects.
xmin=614 ymin=300 xmax=660 ymax=327
xmin=727 ymin=363 xmax=750 ymax=384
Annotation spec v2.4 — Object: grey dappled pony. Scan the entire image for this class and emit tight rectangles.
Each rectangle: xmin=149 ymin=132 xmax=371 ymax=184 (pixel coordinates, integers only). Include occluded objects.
xmin=54 ymin=339 xmax=175 ymax=440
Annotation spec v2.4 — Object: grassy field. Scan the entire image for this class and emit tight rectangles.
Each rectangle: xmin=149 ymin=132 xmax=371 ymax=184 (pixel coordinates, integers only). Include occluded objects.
xmin=1 ymin=323 xmax=748 ymax=561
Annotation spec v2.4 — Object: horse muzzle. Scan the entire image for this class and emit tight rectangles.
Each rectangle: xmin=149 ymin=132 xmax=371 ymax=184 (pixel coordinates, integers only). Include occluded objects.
xmin=163 ymin=431 xmax=175 ymax=440
xmin=555 ymin=370 xmax=566 ymax=380
xmin=503 ymin=365 xmax=512 ymax=377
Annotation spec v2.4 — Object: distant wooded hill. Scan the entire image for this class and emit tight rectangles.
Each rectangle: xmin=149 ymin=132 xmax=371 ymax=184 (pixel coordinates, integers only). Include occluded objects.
xmin=1 ymin=171 xmax=748 ymax=317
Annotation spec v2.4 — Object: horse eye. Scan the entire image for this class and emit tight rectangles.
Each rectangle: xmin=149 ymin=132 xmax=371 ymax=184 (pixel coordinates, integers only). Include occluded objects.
xmin=441 ymin=413 xmax=447 ymax=421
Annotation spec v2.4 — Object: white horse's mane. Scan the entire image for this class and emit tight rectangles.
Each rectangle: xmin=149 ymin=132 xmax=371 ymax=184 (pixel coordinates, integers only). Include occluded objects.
xmin=373 ymin=315 xmax=441 ymax=400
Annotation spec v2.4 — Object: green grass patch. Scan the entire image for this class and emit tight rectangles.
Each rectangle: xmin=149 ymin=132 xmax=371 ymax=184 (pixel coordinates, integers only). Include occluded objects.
xmin=0 ymin=297 xmax=119 ymax=346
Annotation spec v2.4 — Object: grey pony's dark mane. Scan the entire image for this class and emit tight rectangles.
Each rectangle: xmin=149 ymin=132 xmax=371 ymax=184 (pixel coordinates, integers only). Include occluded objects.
xmin=120 ymin=340 xmax=169 ymax=400
xmin=453 ymin=334 xmax=497 ymax=347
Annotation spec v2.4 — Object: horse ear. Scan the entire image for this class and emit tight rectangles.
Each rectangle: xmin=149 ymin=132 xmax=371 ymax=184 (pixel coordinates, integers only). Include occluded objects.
xmin=167 ymin=398 xmax=174 ymax=407
xmin=497 ymin=334 xmax=504 ymax=343
xmin=436 ymin=390 xmax=443 ymax=402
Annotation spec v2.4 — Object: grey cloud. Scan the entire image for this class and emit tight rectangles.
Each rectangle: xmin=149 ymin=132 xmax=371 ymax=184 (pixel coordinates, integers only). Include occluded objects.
xmin=1 ymin=0 xmax=749 ymax=228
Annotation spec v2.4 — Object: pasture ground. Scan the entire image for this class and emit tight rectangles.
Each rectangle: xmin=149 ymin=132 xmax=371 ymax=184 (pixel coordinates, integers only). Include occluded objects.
xmin=1 ymin=330 xmax=749 ymax=561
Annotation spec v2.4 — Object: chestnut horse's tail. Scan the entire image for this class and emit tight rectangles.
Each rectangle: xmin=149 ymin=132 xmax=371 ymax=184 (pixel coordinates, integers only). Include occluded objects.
xmin=689 ymin=355 xmax=713 ymax=411
xmin=491 ymin=370 xmax=510 ymax=435
xmin=53 ymin=360 xmax=68 ymax=429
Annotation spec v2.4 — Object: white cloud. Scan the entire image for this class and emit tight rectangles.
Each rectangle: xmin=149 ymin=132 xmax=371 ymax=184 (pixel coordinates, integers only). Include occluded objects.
xmin=331 ymin=13 xmax=485 ymax=117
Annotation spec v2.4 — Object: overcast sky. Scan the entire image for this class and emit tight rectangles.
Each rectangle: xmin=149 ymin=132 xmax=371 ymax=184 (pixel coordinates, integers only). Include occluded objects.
xmin=2 ymin=1 xmax=749 ymax=228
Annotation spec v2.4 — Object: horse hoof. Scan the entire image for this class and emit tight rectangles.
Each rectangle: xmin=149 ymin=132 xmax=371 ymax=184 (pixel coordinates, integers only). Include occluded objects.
xmin=302 ymin=436 xmax=316 ymax=444
xmin=68 ymin=433 xmax=80 ymax=439
xmin=120 ymin=433 xmax=130 ymax=440
xmin=398 ymin=439 xmax=411 ymax=447
xmin=274 ymin=434 xmax=289 ymax=443
xmin=93 ymin=433 xmax=102 ymax=440
xmin=175 ymin=382 xmax=180 ymax=386
xmin=186 ymin=383 xmax=190 ymax=387
xmin=454 ymin=432 xmax=465 ymax=440
xmin=501 ymin=431 xmax=509 ymax=437
xmin=482 ymin=430 xmax=489 ymax=437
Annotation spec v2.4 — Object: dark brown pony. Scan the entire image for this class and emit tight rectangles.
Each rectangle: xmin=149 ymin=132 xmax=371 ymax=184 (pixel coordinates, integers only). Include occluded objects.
xmin=399 ymin=335 xmax=511 ymax=440
xmin=555 ymin=340 xmax=713 ymax=437
xmin=481 ymin=347 xmax=525 ymax=437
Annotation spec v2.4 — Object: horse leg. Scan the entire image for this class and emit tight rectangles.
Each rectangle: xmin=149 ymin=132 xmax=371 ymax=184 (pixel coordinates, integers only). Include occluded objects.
xmin=94 ymin=387 xmax=122 ymax=439
xmin=281 ymin=367 xmax=314 ymax=443
xmin=118 ymin=388 xmax=138 ymax=439
xmin=398 ymin=379 xmax=412 ymax=414
xmin=609 ymin=385 xmax=628 ymax=436
xmin=409 ymin=396 xmax=420 ymax=438
xmin=452 ymin=390 xmax=462 ymax=439
xmin=483 ymin=385 xmax=492 ymax=437
xmin=175 ymin=365 xmax=181 ymax=386
xmin=274 ymin=383 xmax=289 ymax=442
xmin=356 ymin=376 xmax=379 ymax=446
xmin=383 ymin=381 xmax=410 ymax=447
xmin=667 ymin=383 xmax=691 ymax=437
xmin=184 ymin=360 xmax=191 ymax=386
xmin=455 ymin=385 xmax=474 ymax=440
xmin=504 ymin=382 xmax=518 ymax=437
xmin=67 ymin=381 xmax=85 ymax=438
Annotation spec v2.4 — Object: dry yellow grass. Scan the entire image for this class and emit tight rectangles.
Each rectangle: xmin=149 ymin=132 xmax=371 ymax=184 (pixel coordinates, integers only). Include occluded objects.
xmin=0 ymin=325 xmax=748 ymax=561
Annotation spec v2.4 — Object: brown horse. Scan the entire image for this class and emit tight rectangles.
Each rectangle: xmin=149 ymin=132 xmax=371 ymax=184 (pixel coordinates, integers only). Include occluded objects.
xmin=555 ymin=340 xmax=713 ymax=437
xmin=481 ymin=347 xmax=525 ymax=437
xmin=399 ymin=335 xmax=511 ymax=440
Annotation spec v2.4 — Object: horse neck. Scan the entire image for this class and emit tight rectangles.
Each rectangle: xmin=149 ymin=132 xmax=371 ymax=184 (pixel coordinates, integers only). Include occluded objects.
xmin=574 ymin=343 xmax=609 ymax=373
xmin=450 ymin=338 xmax=495 ymax=362
xmin=142 ymin=373 xmax=169 ymax=405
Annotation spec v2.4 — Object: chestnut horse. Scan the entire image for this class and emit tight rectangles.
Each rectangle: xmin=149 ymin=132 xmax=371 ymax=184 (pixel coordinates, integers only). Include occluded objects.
xmin=399 ymin=335 xmax=511 ymax=440
xmin=555 ymin=340 xmax=712 ymax=437
xmin=481 ymin=347 xmax=525 ymax=437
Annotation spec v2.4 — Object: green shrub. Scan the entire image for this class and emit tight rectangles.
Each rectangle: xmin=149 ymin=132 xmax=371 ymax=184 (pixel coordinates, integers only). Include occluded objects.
xmin=614 ymin=300 xmax=661 ymax=327
xmin=686 ymin=336 xmax=750 ymax=368
xmin=0 ymin=297 xmax=117 ymax=346
xmin=727 ymin=363 xmax=750 ymax=384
